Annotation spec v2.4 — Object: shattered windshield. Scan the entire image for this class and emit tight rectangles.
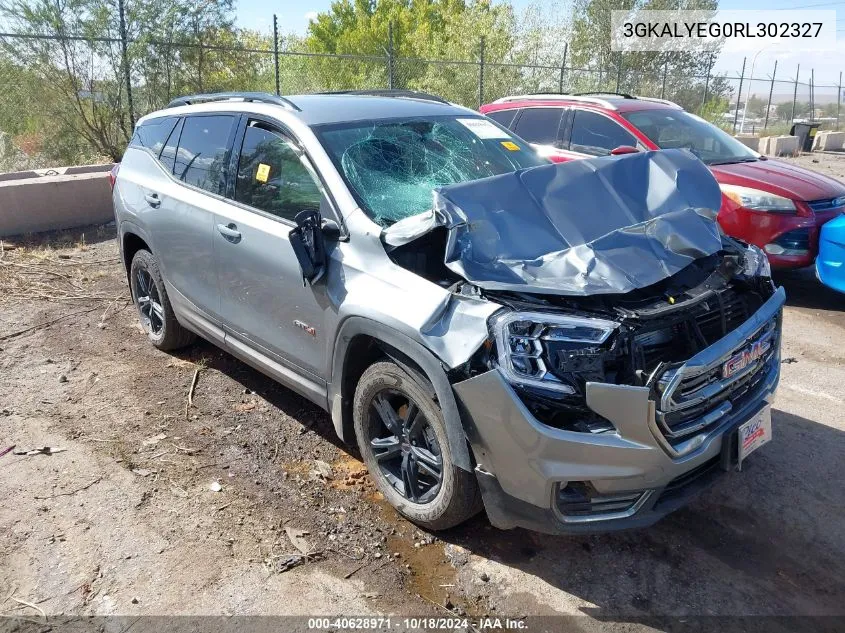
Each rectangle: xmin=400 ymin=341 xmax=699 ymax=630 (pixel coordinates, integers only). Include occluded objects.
xmin=315 ymin=115 xmax=546 ymax=226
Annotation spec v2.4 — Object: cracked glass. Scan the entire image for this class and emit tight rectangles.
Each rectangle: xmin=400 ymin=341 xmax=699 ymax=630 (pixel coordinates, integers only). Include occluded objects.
xmin=316 ymin=116 xmax=546 ymax=226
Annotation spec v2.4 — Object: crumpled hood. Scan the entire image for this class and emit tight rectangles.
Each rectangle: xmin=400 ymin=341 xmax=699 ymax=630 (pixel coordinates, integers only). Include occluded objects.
xmin=384 ymin=149 xmax=724 ymax=296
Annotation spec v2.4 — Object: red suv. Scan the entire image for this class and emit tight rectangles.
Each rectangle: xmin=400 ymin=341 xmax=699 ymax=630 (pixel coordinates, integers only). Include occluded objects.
xmin=480 ymin=93 xmax=845 ymax=269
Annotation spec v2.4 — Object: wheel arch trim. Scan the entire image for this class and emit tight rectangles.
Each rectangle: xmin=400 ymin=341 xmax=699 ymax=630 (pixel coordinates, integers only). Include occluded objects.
xmin=119 ymin=221 xmax=155 ymax=273
xmin=329 ymin=316 xmax=473 ymax=472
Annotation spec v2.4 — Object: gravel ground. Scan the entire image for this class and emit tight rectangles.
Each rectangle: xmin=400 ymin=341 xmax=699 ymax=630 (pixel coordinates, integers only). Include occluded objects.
xmin=2 ymin=154 xmax=845 ymax=629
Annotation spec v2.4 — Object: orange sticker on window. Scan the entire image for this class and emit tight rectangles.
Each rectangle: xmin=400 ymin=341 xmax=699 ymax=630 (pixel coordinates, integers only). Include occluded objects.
xmin=256 ymin=163 xmax=271 ymax=183
xmin=501 ymin=141 xmax=520 ymax=151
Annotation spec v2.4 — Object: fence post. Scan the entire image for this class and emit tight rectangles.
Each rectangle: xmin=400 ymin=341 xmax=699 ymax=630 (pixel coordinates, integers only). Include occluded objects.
xmin=478 ymin=36 xmax=485 ymax=108
xmin=387 ymin=21 xmax=395 ymax=90
xmin=733 ymin=57 xmax=746 ymax=134
xmin=701 ymin=53 xmax=713 ymax=111
xmin=764 ymin=60 xmax=777 ymax=131
xmin=790 ymin=64 xmax=800 ymax=126
xmin=661 ymin=58 xmax=668 ymax=100
xmin=837 ymin=71 xmax=842 ymax=131
xmin=810 ymin=68 xmax=815 ymax=121
xmin=273 ymin=14 xmax=280 ymax=96
xmin=558 ymin=42 xmax=568 ymax=94
xmin=118 ymin=0 xmax=134 ymax=130
xmin=615 ymin=52 xmax=622 ymax=93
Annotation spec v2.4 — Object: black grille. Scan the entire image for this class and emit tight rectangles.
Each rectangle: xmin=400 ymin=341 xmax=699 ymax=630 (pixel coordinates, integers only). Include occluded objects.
xmin=808 ymin=197 xmax=845 ymax=212
xmin=655 ymin=457 xmax=722 ymax=507
xmin=556 ymin=482 xmax=643 ymax=517
xmin=774 ymin=228 xmax=810 ymax=252
xmin=633 ymin=288 xmax=760 ymax=372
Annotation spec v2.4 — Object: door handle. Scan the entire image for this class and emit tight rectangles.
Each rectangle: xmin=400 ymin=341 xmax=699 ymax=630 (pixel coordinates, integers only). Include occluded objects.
xmin=216 ymin=223 xmax=242 ymax=243
xmin=144 ymin=192 xmax=161 ymax=207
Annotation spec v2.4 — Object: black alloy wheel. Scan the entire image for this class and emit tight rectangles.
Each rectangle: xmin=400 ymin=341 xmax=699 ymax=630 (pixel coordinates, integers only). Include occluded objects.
xmin=134 ymin=267 xmax=164 ymax=336
xmin=367 ymin=388 xmax=444 ymax=504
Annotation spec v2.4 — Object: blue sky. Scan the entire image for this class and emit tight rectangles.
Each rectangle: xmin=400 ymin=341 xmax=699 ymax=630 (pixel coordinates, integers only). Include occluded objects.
xmin=234 ymin=0 xmax=845 ymax=95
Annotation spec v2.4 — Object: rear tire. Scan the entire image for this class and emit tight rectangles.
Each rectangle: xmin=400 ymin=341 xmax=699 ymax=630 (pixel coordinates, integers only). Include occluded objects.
xmin=353 ymin=361 xmax=481 ymax=530
xmin=129 ymin=249 xmax=195 ymax=351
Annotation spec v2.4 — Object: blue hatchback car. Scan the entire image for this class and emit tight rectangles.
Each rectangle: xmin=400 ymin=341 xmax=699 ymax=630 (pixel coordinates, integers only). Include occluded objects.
xmin=817 ymin=215 xmax=845 ymax=294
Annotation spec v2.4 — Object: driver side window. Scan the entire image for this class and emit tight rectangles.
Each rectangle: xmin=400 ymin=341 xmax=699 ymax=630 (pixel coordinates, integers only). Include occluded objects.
xmin=569 ymin=110 xmax=636 ymax=156
xmin=234 ymin=122 xmax=322 ymax=222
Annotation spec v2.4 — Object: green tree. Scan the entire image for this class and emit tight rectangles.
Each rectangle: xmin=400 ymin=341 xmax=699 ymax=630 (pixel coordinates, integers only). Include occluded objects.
xmin=0 ymin=0 xmax=251 ymax=162
xmin=302 ymin=0 xmax=518 ymax=105
xmin=565 ymin=0 xmax=730 ymax=112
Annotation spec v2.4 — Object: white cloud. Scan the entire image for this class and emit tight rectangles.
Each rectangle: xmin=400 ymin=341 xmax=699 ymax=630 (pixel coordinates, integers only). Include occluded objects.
xmin=304 ymin=11 xmax=319 ymax=22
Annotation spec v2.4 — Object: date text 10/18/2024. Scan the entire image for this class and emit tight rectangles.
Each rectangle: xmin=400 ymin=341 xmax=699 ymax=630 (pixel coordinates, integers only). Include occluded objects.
xmin=307 ymin=617 xmax=528 ymax=630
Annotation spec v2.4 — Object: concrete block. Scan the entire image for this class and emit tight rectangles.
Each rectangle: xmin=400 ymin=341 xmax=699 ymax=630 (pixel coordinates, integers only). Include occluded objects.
xmin=734 ymin=135 xmax=760 ymax=152
xmin=812 ymin=130 xmax=845 ymax=151
xmin=758 ymin=135 xmax=799 ymax=157
xmin=0 ymin=170 xmax=38 ymax=183
xmin=65 ymin=164 xmax=113 ymax=176
xmin=0 ymin=169 xmax=114 ymax=237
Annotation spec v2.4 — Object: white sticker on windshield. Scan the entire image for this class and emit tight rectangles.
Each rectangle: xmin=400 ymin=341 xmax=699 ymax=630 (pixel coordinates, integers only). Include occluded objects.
xmin=457 ymin=118 xmax=510 ymax=139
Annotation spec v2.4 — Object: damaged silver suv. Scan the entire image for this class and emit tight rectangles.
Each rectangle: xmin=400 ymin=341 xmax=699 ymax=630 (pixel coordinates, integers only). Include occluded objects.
xmin=112 ymin=90 xmax=784 ymax=534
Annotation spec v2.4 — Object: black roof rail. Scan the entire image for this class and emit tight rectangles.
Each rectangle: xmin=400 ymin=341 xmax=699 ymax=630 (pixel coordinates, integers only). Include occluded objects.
xmin=317 ymin=89 xmax=450 ymax=104
xmin=166 ymin=92 xmax=301 ymax=111
xmin=573 ymin=91 xmax=636 ymax=100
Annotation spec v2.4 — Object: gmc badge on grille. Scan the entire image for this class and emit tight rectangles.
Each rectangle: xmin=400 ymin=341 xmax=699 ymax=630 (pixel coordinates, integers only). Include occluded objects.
xmin=721 ymin=333 xmax=772 ymax=379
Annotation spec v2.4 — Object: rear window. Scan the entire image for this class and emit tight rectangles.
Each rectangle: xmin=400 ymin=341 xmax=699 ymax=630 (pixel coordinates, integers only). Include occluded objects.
xmin=174 ymin=115 xmax=236 ymax=195
xmin=129 ymin=117 xmax=178 ymax=156
xmin=159 ymin=118 xmax=184 ymax=174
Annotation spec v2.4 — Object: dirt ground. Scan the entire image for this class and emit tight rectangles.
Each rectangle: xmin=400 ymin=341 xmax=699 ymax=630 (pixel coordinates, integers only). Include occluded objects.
xmin=2 ymin=154 xmax=845 ymax=629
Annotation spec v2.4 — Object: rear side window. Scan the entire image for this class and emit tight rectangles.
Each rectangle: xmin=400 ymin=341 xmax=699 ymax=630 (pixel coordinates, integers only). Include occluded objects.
xmin=174 ymin=115 xmax=236 ymax=195
xmin=234 ymin=123 xmax=322 ymax=222
xmin=129 ymin=117 xmax=178 ymax=156
xmin=569 ymin=110 xmax=637 ymax=156
xmin=485 ymin=109 xmax=518 ymax=129
xmin=513 ymin=108 xmax=564 ymax=145
xmin=159 ymin=118 xmax=184 ymax=174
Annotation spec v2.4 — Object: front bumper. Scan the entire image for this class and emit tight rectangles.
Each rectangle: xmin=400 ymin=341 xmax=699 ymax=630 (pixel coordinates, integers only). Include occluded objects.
xmin=453 ymin=287 xmax=785 ymax=535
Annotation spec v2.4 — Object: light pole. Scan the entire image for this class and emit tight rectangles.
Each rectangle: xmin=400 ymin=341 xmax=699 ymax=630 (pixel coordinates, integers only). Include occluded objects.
xmin=739 ymin=43 xmax=776 ymax=135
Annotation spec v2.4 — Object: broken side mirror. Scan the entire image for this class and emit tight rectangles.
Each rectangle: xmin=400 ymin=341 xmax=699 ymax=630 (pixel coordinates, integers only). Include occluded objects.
xmin=610 ymin=145 xmax=640 ymax=156
xmin=289 ymin=210 xmax=327 ymax=284
xmin=321 ymin=218 xmax=341 ymax=241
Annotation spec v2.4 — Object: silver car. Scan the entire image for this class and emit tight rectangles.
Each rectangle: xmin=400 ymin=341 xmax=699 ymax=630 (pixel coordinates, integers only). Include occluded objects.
xmin=112 ymin=90 xmax=784 ymax=534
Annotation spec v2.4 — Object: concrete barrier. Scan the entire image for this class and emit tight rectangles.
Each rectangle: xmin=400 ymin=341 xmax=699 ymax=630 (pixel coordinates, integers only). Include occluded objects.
xmin=812 ymin=130 xmax=845 ymax=152
xmin=758 ymin=135 xmax=800 ymax=157
xmin=0 ymin=165 xmax=114 ymax=237
xmin=734 ymin=135 xmax=761 ymax=152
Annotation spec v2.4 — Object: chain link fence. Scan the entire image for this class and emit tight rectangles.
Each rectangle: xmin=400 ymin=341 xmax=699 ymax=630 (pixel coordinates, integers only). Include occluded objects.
xmin=1 ymin=14 xmax=844 ymax=169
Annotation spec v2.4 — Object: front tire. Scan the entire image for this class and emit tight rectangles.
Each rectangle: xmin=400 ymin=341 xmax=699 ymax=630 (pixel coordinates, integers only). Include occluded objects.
xmin=353 ymin=361 xmax=481 ymax=530
xmin=129 ymin=249 xmax=195 ymax=351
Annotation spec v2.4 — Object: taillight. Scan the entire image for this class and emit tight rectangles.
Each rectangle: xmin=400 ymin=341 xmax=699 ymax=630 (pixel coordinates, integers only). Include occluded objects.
xmin=109 ymin=163 xmax=120 ymax=190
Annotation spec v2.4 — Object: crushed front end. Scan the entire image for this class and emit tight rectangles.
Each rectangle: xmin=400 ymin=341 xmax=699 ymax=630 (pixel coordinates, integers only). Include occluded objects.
xmin=452 ymin=245 xmax=783 ymax=534
xmin=388 ymin=149 xmax=785 ymax=533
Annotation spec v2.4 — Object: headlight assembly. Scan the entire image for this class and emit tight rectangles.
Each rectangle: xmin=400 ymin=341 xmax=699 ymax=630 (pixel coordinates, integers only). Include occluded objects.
xmin=720 ymin=184 xmax=796 ymax=213
xmin=492 ymin=311 xmax=618 ymax=395
xmin=743 ymin=243 xmax=772 ymax=278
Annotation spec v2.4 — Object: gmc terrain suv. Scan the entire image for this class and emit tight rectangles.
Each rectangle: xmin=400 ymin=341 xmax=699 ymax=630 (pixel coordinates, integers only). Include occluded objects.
xmin=112 ymin=90 xmax=784 ymax=534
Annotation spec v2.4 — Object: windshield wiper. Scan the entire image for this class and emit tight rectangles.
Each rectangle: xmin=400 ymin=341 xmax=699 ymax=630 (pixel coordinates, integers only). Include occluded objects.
xmin=708 ymin=157 xmax=759 ymax=166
